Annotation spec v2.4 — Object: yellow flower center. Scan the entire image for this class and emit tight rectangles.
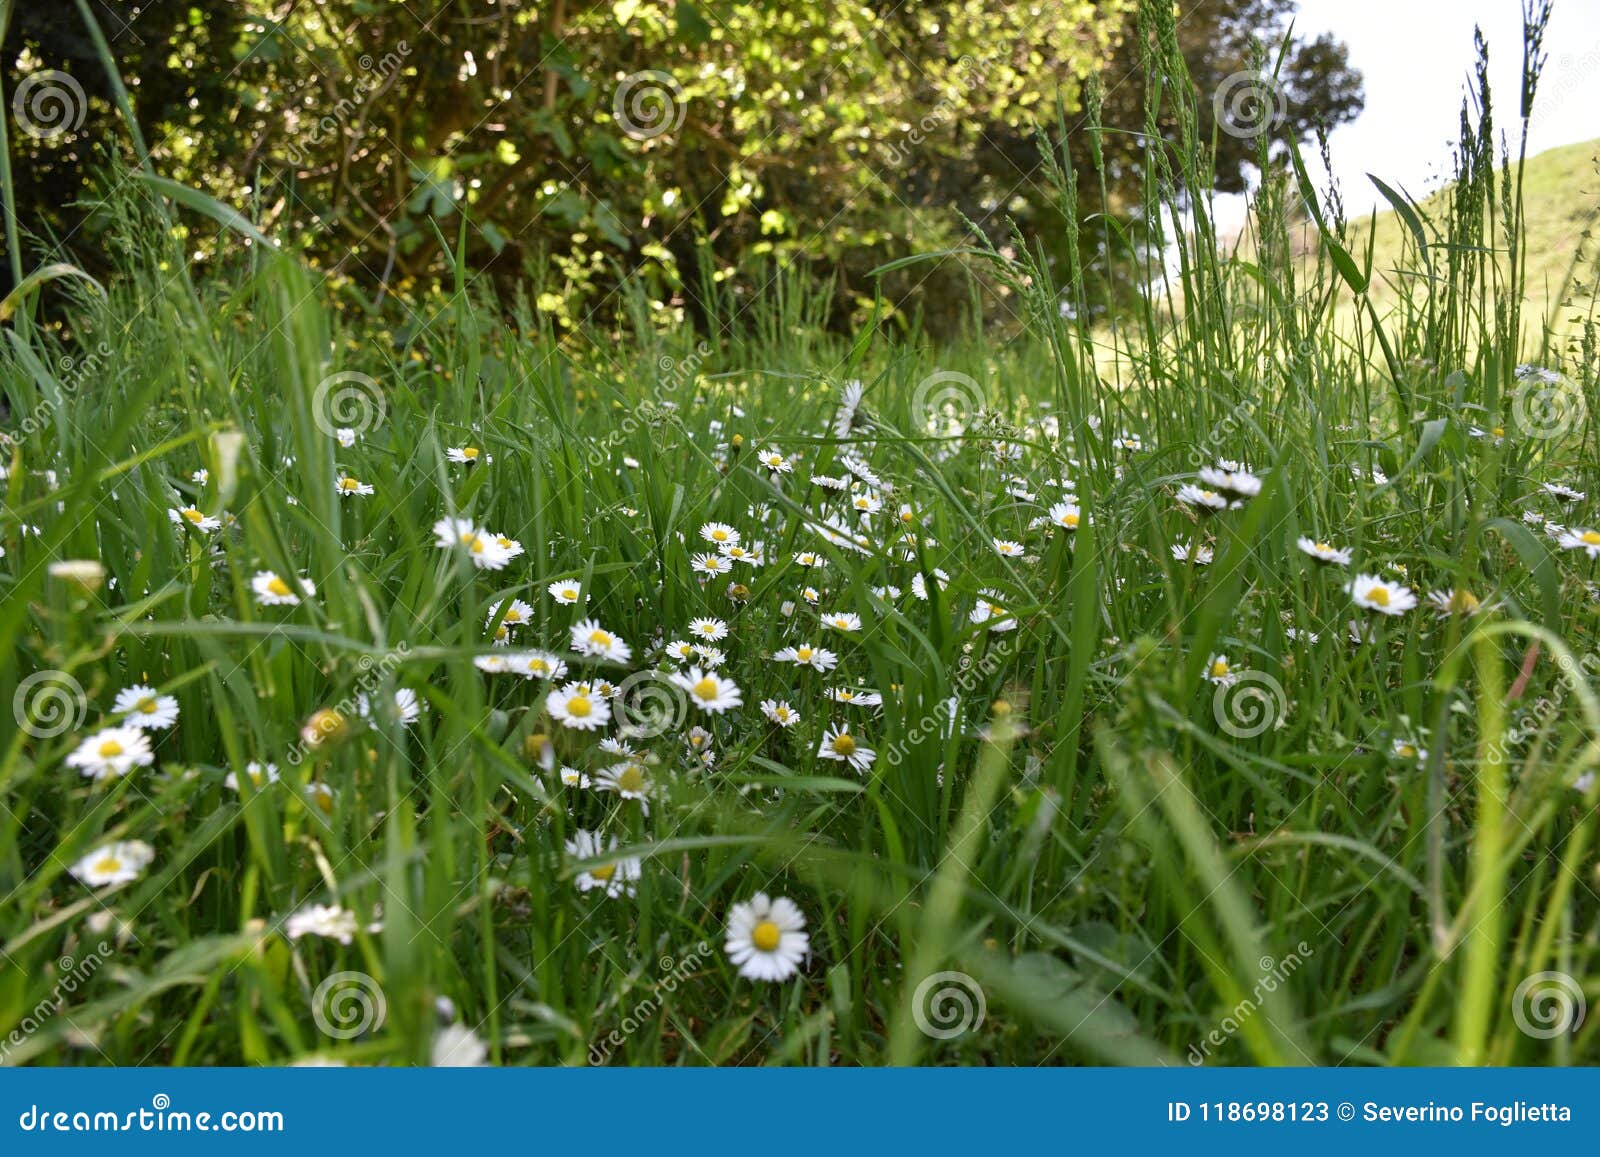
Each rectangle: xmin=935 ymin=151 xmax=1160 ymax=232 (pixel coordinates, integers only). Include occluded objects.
xmin=1397 ymin=744 xmax=1417 ymax=758
xmin=1365 ymin=585 xmax=1390 ymax=607
xmin=567 ymin=696 xmax=592 ymax=718
xmin=590 ymin=631 xmax=612 ymax=646
xmin=1315 ymin=542 xmax=1331 ymax=552
xmin=796 ymin=647 xmax=812 ymax=661
xmin=1210 ymin=660 xmax=1229 ymax=679
xmin=496 ymin=536 xmax=514 ymax=548
xmin=692 ymin=677 xmax=719 ymax=701
xmin=832 ymin=733 xmax=857 ymax=756
xmin=493 ymin=625 xmax=509 ymax=641
xmin=93 ymin=856 xmax=122 ymax=875
xmin=711 ymin=530 xmax=728 ymax=541
xmin=1450 ymin=590 xmax=1480 ymax=613
xmin=1063 ymin=512 xmax=1080 ymax=528
xmin=462 ymin=447 xmax=479 ymax=459
xmin=339 ymin=477 xmax=360 ymax=491
xmin=98 ymin=739 xmax=124 ymax=758
xmin=838 ymin=690 xmax=854 ymax=701
xmin=137 ymin=697 xmax=158 ymax=714
xmin=310 ymin=785 xmax=334 ymax=814
xmin=1582 ymin=532 xmax=1600 ymax=546
xmin=1491 ymin=426 xmax=1505 ymax=438
xmin=752 ymin=920 xmax=782 ymax=952
xmin=267 ymin=576 xmax=293 ymax=596
xmin=616 ymin=766 xmax=645 ymax=793
xmin=561 ymin=588 xmax=577 ymax=600
xmin=775 ymin=708 xmax=790 ymax=721
xmin=590 ymin=862 xmax=617 ymax=882
xmin=247 ymin=768 xmax=266 ymax=786
xmin=528 ymin=659 xmax=549 ymax=674
xmin=181 ymin=508 xmax=205 ymax=523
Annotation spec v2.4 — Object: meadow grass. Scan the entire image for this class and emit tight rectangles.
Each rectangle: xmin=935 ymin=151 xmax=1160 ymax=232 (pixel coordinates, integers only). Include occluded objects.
xmin=1 ymin=4 xmax=1598 ymax=1067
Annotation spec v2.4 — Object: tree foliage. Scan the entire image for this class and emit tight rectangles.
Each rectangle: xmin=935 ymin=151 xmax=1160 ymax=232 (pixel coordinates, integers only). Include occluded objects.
xmin=2 ymin=0 xmax=1361 ymax=334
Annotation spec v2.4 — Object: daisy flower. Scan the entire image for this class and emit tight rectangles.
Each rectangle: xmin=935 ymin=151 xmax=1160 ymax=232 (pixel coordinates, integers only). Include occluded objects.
xmin=817 ymin=723 xmax=876 ymax=772
xmin=1202 ymin=654 xmax=1239 ymax=686
xmin=664 ymin=639 xmax=697 ymax=662
xmin=253 ymin=570 xmax=314 ymax=606
xmin=492 ymin=533 xmax=525 ymax=560
xmin=1557 ymin=528 xmax=1600 ymax=559
xmin=692 ymin=644 xmax=726 ymax=668
xmin=1392 ymin=738 xmax=1428 ymax=764
xmin=725 ymin=893 xmax=810 ymax=982
xmin=774 ymin=642 xmax=838 ymax=671
xmin=1297 ymin=538 xmax=1352 ymax=566
xmin=793 ymin=551 xmax=826 ymax=568
xmin=223 ymin=761 xmax=280 ymax=793
xmin=547 ymin=580 xmax=585 ymax=605
xmin=801 ymin=586 xmax=821 ymax=606
xmin=303 ymin=782 xmax=337 ymax=816
xmin=1171 ymin=540 xmax=1213 ymax=565
xmin=334 ymin=428 xmax=357 ymax=448
xmin=910 ymin=569 xmax=951 ymax=600
xmin=757 ymin=448 xmax=792 ymax=474
xmin=760 ymin=700 xmax=800 ymax=727
xmin=66 ymin=726 xmax=155 ymax=782
xmin=487 ymin=599 xmax=534 ymax=630
xmin=1176 ymin=484 xmax=1230 ymax=513
xmin=822 ymin=611 xmax=862 ymax=633
xmin=670 ymin=667 xmax=744 ymax=714
xmin=357 ymin=688 xmax=423 ymax=726
xmin=1197 ymin=465 xmax=1262 ymax=501
xmin=284 ymin=904 xmax=360 ymax=944
xmin=993 ymin=539 xmax=1025 ymax=558
xmin=431 ymin=518 xmax=512 ymax=571
xmin=1543 ymin=482 xmax=1586 ymax=503
xmin=113 ymin=684 xmax=180 ymax=730
xmin=700 ymin=522 xmax=740 ymax=547
xmin=1047 ymin=502 xmax=1084 ymax=531
xmin=566 ymin=829 xmax=641 ymax=898
xmin=1346 ymin=573 xmax=1417 ymax=615
xmin=595 ymin=760 xmax=652 ymax=803
xmin=446 ymin=446 xmax=489 ymax=465
xmin=692 ymin=553 xmax=732 ymax=577
xmin=833 ymin=379 xmax=865 ymax=438
xmin=69 ymin=840 xmax=155 ymax=888
xmin=811 ymin=474 xmax=848 ymax=491
xmin=569 ymin=619 xmax=632 ymax=663
xmin=558 ymin=765 xmax=591 ymax=788
xmin=513 ymin=650 xmax=568 ymax=681
xmin=473 ymin=654 xmax=511 ymax=674
xmin=547 ymin=682 xmax=611 ymax=731
xmin=1427 ymin=588 xmax=1482 ymax=617
xmin=688 ymin=617 xmax=729 ymax=642
xmin=335 ymin=475 xmax=374 ymax=497
xmin=168 ymin=506 xmax=221 ymax=532
xmin=969 ymin=590 xmax=1016 ymax=633
xmin=828 ymin=687 xmax=884 ymax=707
xmin=719 ymin=542 xmax=761 ymax=566
xmin=850 ymin=492 xmax=883 ymax=516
